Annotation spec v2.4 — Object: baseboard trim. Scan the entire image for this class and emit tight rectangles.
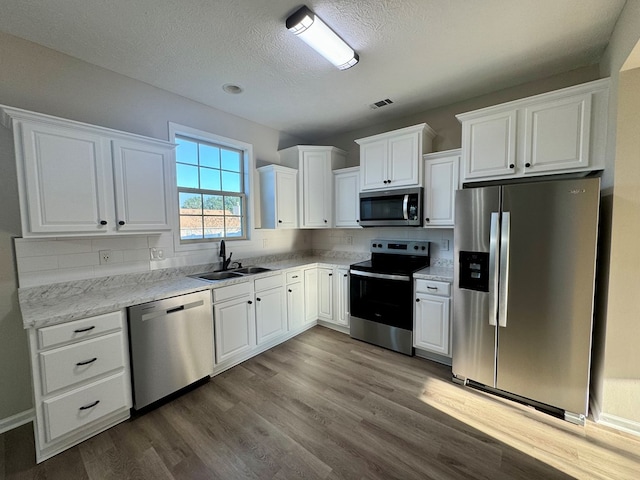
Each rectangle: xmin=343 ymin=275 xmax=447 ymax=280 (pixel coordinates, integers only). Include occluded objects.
xmin=0 ymin=408 xmax=34 ymax=434
xmin=596 ymin=411 xmax=640 ymax=437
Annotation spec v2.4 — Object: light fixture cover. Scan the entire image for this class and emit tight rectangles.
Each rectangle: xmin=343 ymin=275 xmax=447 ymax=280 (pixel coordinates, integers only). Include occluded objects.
xmin=286 ymin=6 xmax=359 ymax=70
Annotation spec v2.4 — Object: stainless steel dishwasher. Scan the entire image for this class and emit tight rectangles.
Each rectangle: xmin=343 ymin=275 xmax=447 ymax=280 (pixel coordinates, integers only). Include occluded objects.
xmin=128 ymin=289 xmax=213 ymax=410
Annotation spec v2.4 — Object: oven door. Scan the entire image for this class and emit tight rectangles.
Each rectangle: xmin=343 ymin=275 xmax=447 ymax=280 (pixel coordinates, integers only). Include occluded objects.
xmin=349 ymin=270 xmax=413 ymax=330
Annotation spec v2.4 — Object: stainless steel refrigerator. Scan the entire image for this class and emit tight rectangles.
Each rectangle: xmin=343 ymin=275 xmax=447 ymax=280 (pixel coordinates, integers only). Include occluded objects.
xmin=452 ymin=176 xmax=600 ymax=425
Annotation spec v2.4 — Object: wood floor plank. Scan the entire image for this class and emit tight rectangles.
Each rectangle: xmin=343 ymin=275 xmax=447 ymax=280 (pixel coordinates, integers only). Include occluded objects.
xmin=2 ymin=326 xmax=640 ymax=479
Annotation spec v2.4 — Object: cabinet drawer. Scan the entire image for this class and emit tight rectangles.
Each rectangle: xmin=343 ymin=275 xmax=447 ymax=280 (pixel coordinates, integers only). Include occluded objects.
xmin=286 ymin=269 xmax=303 ymax=284
xmin=415 ymin=279 xmax=451 ymax=296
xmin=40 ymin=332 xmax=126 ymax=395
xmin=213 ymin=281 xmax=252 ymax=303
xmin=43 ymin=372 xmax=130 ymax=442
xmin=255 ymin=273 xmax=283 ymax=292
xmin=38 ymin=311 xmax=123 ymax=350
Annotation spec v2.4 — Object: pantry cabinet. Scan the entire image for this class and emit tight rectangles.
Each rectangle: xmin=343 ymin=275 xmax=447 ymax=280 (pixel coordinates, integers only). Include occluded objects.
xmin=257 ymin=164 xmax=298 ymax=229
xmin=356 ymin=123 xmax=436 ymax=191
xmin=278 ymin=145 xmax=347 ymax=228
xmin=423 ymin=150 xmax=460 ymax=227
xmin=28 ymin=310 xmax=132 ymax=463
xmin=457 ymin=78 xmax=609 ymax=183
xmin=1 ymin=105 xmax=175 ymax=236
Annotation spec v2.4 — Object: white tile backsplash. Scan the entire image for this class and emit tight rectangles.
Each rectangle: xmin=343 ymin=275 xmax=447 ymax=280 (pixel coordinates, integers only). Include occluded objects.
xmin=58 ymin=252 xmax=100 ymax=268
xmin=17 ymin=255 xmax=59 ymax=273
xmin=90 ymin=236 xmax=149 ymax=252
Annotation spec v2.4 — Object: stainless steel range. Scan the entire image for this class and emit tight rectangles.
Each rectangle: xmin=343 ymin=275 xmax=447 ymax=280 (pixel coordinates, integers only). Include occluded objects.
xmin=349 ymin=239 xmax=430 ymax=355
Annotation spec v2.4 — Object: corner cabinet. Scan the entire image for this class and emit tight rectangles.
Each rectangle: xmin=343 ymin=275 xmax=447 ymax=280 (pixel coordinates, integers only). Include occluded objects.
xmin=278 ymin=146 xmax=347 ymax=228
xmin=333 ymin=167 xmax=361 ymax=228
xmin=28 ymin=311 xmax=132 ymax=463
xmin=423 ymin=150 xmax=460 ymax=228
xmin=0 ymin=106 xmax=175 ymax=237
xmin=356 ymin=123 xmax=436 ymax=191
xmin=257 ymin=164 xmax=298 ymax=229
xmin=457 ymin=78 xmax=609 ymax=183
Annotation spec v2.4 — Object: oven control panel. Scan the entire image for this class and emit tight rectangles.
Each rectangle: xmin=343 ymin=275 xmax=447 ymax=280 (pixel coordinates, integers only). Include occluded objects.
xmin=370 ymin=239 xmax=430 ymax=256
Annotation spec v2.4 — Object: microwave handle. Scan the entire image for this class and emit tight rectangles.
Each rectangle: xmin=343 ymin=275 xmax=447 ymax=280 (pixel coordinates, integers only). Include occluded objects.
xmin=402 ymin=194 xmax=409 ymax=220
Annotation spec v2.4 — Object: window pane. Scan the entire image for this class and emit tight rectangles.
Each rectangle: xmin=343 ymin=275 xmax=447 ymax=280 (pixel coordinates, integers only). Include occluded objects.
xmin=177 ymin=164 xmax=199 ymax=188
xmin=222 ymin=171 xmax=241 ymax=192
xmin=179 ymin=192 xmax=202 ymax=215
xmin=180 ymin=215 xmax=203 ymax=240
xmin=204 ymin=216 xmax=224 ymax=238
xmin=225 ymin=216 xmax=243 ymax=237
xmin=176 ymin=138 xmax=198 ymax=165
xmin=224 ymin=196 xmax=242 ymax=215
xmin=199 ymin=144 xmax=220 ymax=169
xmin=200 ymin=167 xmax=221 ymax=191
xmin=221 ymin=149 xmax=241 ymax=172
xmin=203 ymin=195 xmax=223 ymax=215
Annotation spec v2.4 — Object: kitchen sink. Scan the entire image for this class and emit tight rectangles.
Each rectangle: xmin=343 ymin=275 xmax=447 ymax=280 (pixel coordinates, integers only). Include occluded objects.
xmin=232 ymin=266 xmax=272 ymax=274
xmin=191 ymin=266 xmax=273 ymax=282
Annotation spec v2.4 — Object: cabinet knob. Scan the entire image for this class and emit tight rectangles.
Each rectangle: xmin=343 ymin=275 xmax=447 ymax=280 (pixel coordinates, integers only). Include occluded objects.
xmin=525 ymin=162 xmax=531 ymax=168
xmin=278 ymin=220 xmax=282 ymax=223
xmin=248 ymin=300 xmax=253 ymax=305
xmin=99 ymin=220 xmax=107 ymax=226
xmin=329 ymin=273 xmax=332 ymax=276
xmin=509 ymin=164 xmax=515 ymax=169
xmin=356 ymin=219 xmax=359 ymax=223
xmin=324 ymin=219 xmax=328 ymax=223
xmin=425 ymin=218 xmax=430 ymax=223
xmin=288 ymin=289 xmax=292 ymax=293
xmin=416 ymin=298 xmax=420 ymax=302
xmin=256 ymin=297 xmax=261 ymax=302
xmin=118 ymin=221 xmax=125 ymax=226
xmin=343 ymin=274 xmax=348 ymax=277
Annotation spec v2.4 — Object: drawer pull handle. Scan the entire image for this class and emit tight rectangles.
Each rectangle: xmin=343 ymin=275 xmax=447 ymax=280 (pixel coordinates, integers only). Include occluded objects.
xmin=427 ymin=286 xmax=438 ymax=290
xmin=291 ymin=275 xmax=298 ymax=279
xmin=76 ymin=357 xmax=97 ymax=366
xmin=74 ymin=326 xmax=96 ymax=333
xmin=79 ymin=400 xmax=100 ymax=410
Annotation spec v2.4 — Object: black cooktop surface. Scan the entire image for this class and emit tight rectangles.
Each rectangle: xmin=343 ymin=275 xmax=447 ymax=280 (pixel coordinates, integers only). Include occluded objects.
xmin=350 ymin=253 xmax=430 ymax=276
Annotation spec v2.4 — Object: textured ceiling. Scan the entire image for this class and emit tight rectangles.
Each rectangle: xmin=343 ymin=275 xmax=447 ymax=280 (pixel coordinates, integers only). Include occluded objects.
xmin=0 ymin=0 xmax=626 ymax=141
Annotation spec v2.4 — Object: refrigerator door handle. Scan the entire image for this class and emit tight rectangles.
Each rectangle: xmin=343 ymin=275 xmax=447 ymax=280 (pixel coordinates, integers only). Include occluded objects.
xmin=498 ymin=211 xmax=511 ymax=328
xmin=488 ymin=212 xmax=500 ymax=326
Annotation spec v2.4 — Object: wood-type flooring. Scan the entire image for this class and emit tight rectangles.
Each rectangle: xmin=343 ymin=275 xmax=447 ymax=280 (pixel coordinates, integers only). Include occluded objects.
xmin=2 ymin=326 xmax=640 ymax=479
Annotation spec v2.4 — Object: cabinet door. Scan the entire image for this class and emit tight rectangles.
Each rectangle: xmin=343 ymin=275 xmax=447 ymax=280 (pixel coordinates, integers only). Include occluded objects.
xmin=414 ymin=293 xmax=450 ymax=355
xmin=111 ymin=139 xmax=173 ymax=231
xmin=303 ymin=268 xmax=318 ymax=324
xmin=255 ymin=288 xmax=287 ymax=345
xmin=424 ymin=154 xmax=460 ymax=227
xmin=360 ymin=141 xmax=388 ymax=190
xmin=334 ymin=170 xmax=360 ymax=228
xmin=462 ymin=110 xmax=517 ymax=180
xmin=275 ymin=169 xmax=298 ymax=228
xmin=318 ymin=268 xmax=334 ymax=322
xmin=523 ymin=93 xmax=591 ymax=174
xmin=388 ymin=132 xmax=420 ymax=187
xmin=287 ymin=281 xmax=305 ymax=330
xmin=19 ymin=121 xmax=112 ymax=233
xmin=301 ymin=150 xmax=331 ymax=227
xmin=214 ymin=295 xmax=255 ymax=364
xmin=334 ymin=269 xmax=350 ymax=326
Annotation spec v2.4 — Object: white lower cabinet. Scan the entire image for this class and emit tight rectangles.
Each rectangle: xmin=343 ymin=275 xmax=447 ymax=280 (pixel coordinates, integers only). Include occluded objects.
xmin=334 ymin=268 xmax=350 ymax=327
xmin=304 ymin=267 xmax=319 ymax=324
xmin=255 ymin=274 xmax=287 ymax=345
xmin=414 ymin=279 xmax=452 ymax=356
xmin=29 ymin=310 xmax=132 ymax=463
xmin=213 ymin=284 xmax=256 ymax=364
xmin=318 ymin=267 xmax=334 ymax=322
xmin=286 ymin=269 xmax=305 ymax=330
xmin=316 ymin=266 xmax=350 ymax=329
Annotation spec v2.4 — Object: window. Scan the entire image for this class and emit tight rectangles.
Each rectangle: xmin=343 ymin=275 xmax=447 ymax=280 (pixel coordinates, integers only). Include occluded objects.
xmin=175 ymin=134 xmax=247 ymax=242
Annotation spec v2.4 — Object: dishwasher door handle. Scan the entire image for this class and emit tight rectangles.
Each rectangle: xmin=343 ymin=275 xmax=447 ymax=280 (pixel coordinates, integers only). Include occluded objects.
xmin=140 ymin=299 xmax=205 ymax=322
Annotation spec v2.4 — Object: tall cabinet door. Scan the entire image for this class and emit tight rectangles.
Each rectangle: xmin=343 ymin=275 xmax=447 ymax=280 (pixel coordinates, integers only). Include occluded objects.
xmin=301 ymin=150 xmax=331 ymax=227
xmin=317 ymin=268 xmax=334 ymax=322
xmin=303 ymin=268 xmax=319 ymax=324
xmin=424 ymin=152 xmax=460 ymax=227
xmin=111 ymin=139 xmax=173 ymax=231
xmin=497 ymin=178 xmax=600 ymax=416
xmin=275 ymin=169 xmax=298 ymax=228
xmin=19 ymin=122 xmax=112 ymax=233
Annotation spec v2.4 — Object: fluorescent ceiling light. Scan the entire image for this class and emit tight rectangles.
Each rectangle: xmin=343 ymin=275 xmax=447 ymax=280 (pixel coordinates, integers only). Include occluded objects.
xmin=286 ymin=6 xmax=359 ymax=70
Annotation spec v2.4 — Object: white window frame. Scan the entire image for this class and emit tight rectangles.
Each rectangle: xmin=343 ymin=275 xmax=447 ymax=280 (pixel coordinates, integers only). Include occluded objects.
xmin=169 ymin=122 xmax=254 ymax=252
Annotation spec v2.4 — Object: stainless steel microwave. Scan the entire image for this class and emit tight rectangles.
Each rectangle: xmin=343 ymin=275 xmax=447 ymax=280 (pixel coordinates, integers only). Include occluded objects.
xmin=359 ymin=187 xmax=423 ymax=227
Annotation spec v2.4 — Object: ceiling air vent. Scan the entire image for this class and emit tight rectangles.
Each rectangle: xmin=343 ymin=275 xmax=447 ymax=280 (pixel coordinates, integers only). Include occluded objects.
xmin=369 ymin=98 xmax=394 ymax=109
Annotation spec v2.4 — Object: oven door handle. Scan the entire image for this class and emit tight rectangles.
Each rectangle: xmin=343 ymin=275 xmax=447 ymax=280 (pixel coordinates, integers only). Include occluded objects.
xmin=349 ymin=270 xmax=411 ymax=282
xmin=402 ymin=194 xmax=409 ymax=220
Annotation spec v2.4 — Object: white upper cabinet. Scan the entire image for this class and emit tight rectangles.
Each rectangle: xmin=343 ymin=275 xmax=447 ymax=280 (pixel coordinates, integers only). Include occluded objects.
xmin=257 ymin=164 xmax=298 ymax=229
xmin=356 ymin=123 xmax=436 ymax=191
xmin=457 ymin=78 xmax=609 ymax=183
xmin=1 ymin=106 xmax=175 ymax=237
xmin=423 ymin=149 xmax=460 ymax=228
xmin=333 ymin=167 xmax=360 ymax=228
xmin=278 ymin=146 xmax=347 ymax=229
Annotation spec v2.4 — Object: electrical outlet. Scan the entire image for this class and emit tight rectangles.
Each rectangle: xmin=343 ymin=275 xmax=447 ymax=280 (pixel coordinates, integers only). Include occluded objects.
xmin=149 ymin=247 xmax=166 ymax=261
xmin=99 ymin=250 xmax=111 ymax=265
xmin=441 ymin=239 xmax=450 ymax=251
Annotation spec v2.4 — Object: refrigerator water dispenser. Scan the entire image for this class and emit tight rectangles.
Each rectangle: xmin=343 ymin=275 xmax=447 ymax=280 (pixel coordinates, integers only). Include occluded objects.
xmin=459 ymin=251 xmax=489 ymax=292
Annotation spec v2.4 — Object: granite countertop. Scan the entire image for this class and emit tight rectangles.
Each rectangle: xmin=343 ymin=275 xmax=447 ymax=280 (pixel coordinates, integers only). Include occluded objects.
xmin=413 ymin=266 xmax=454 ymax=282
xmin=18 ymin=255 xmax=360 ymax=329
